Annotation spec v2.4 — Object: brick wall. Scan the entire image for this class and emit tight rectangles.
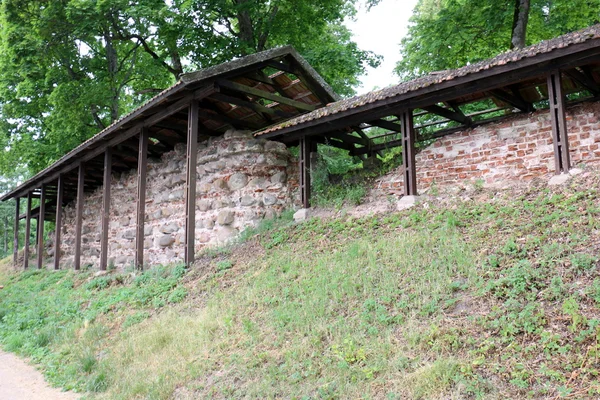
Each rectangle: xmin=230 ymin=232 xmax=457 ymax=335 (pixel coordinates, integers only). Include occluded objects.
xmin=374 ymin=101 xmax=600 ymax=195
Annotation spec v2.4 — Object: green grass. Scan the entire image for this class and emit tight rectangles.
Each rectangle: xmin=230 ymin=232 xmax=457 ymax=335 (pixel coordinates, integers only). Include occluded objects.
xmin=3 ymin=172 xmax=600 ymax=398
xmin=0 ymin=262 xmax=188 ymax=392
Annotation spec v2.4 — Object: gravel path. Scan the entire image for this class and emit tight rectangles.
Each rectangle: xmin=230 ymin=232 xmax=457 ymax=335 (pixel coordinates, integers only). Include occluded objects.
xmin=0 ymin=350 xmax=80 ymax=400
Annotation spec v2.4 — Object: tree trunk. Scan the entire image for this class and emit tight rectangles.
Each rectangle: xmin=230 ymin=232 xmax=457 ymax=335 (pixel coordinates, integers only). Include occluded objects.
xmin=105 ymin=31 xmax=119 ymax=122
xmin=235 ymin=0 xmax=255 ymax=54
xmin=511 ymin=0 xmax=530 ymax=49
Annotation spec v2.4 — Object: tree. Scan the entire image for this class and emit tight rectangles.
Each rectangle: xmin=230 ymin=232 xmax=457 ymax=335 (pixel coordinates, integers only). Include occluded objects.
xmin=0 ymin=0 xmax=381 ymax=181
xmin=395 ymin=0 xmax=600 ymax=79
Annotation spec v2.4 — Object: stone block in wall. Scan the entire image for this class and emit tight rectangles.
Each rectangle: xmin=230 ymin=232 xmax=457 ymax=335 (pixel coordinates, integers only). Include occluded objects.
xmin=160 ymin=223 xmax=180 ymax=234
xmin=217 ymin=210 xmax=235 ymax=225
xmin=271 ymin=171 xmax=287 ymax=184
xmin=157 ymin=235 xmax=175 ymax=248
xmin=240 ymin=195 xmax=256 ymax=206
xmin=224 ymin=129 xmax=252 ymax=139
xmin=228 ymin=173 xmax=248 ymax=190
xmin=212 ymin=178 xmax=229 ymax=192
xmin=198 ymin=199 xmax=211 ymax=212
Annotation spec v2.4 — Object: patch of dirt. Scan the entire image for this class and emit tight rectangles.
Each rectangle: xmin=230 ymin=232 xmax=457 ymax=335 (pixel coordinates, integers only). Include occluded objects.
xmin=0 ymin=350 xmax=80 ymax=400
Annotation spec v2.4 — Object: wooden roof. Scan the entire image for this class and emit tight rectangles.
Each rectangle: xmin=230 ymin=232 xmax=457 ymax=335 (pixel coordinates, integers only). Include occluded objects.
xmin=1 ymin=46 xmax=338 ymax=209
xmin=256 ymin=24 xmax=600 ymax=156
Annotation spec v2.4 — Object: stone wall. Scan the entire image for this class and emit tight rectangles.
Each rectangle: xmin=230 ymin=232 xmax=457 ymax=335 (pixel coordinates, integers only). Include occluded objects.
xmin=374 ymin=101 xmax=600 ymax=195
xmin=58 ymin=130 xmax=299 ymax=268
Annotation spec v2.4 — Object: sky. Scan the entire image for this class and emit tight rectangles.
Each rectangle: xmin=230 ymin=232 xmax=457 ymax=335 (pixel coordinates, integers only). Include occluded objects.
xmin=347 ymin=0 xmax=419 ymax=94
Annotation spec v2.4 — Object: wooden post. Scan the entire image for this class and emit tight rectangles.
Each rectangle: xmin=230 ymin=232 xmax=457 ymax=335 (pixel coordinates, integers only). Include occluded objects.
xmin=37 ymin=184 xmax=46 ymax=269
xmin=13 ymin=197 xmax=19 ymax=265
xmin=54 ymin=175 xmax=63 ymax=270
xmin=401 ymin=109 xmax=417 ymax=196
xmin=185 ymin=100 xmax=199 ymax=265
xmin=100 ymin=148 xmax=112 ymax=271
xmin=299 ymin=137 xmax=311 ymax=208
xmin=24 ymin=193 xmax=32 ymax=269
xmin=548 ymin=71 xmax=571 ymax=173
xmin=74 ymin=163 xmax=85 ymax=270
xmin=135 ymin=128 xmax=148 ymax=270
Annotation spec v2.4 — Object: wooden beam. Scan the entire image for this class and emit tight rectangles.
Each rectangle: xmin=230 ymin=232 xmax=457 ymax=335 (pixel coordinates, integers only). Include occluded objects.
xmin=548 ymin=71 xmax=571 ymax=173
xmin=197 ymin=108 xmax=262 ymax=130
xmin=74 ymin=163 xmax=85 ymax=270
xmin=217 ymin=79 xmax=316 ymax=112
xmin=401 ymin=110 xmax=417 ymax=196
xmin=299 ymin=137 xmax=311 ymax=208
xmin=24 ymin=193 xmax=32 ymax=269
xmin=100 ymin=148 xmax=112 ymax=271
xmin=368 ymin=119 xmax=403 ymax=132
xmin=327 ymin=132 xmax=369 ymax=147
xmin=185 ymin=100 xmax=199 ymax=265
xmin=564 ymin=67 xmax=600 ymax=95
xmin=54 ymin=175 xmax=63 ymax=270
xmin=37 ymin=184 xmax=46 ymax=269
xmin=135 ymin=128 xmax=149 ymax=269
xmin=209 ymin=92 xmax=295 ymax=119
xmin=13 ymin=197 xmax=19 ymax=265
xmin=489 ymin=89 xmax=534 ymax=112
xmin=422 ymin=104 xmax=472 ymax=125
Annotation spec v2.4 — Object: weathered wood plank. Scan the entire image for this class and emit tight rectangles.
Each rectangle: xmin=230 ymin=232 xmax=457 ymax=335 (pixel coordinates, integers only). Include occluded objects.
xmin=54 ymin=176 xmax=63 ymax=270
xmin=100 ymin=148 xmax=112 ymax=271
xmin=185 ymin=100 xmax=199 ymax=265
xmin=37 ymin=184 xmax=46 ymax=269
xmin=74 ymin=163 xmax=85 ymax=270
xmin=135 ymin=129 xmax=149 ymax=269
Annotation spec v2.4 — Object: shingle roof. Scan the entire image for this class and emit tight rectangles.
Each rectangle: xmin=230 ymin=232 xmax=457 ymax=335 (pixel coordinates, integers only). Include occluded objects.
xmin=256 ymin=24 xmax=600 ymax=137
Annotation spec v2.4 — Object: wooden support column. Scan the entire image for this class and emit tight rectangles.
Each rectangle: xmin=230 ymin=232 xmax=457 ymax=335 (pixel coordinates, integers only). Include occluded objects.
xmin=135 ymin=128 xmax=148 ymax=270
xmin=54 ymin=175 xmax=63 ymax=270
xmin=24 ymin=193 xmax=32 ymax=269
xmin=185 ymin=100 xmax=199 ymax=265
xmin=401 ymin=109 xmax=417 ymax=196
xmin=299 ymin=137 xmax=311 ymax=208
xmin=13 ymin=197 xmax=19 ymax=265
xmin=100 ymin=148 xmax=112 ymax=271
xmin=547 ymin=71 xmax=571 ymax=173
xmin=36 ymin=184 xmax=46 ymax=269
xmin=74 ymin=163 xmax=85 ymax=270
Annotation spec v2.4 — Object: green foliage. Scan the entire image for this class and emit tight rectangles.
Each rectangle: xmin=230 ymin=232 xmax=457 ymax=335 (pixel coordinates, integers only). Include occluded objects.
xmin=396 ymin=0 xmax=600 ymax=79
xmin=0 ymin=0 xmax=381 ymax=181
xmin=0 ymin=263 xmax=189 ymax=392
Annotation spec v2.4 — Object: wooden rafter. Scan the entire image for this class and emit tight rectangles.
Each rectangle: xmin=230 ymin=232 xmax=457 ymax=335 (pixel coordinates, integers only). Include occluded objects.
xmin=217 ymin=79 xmax=316 ymax=112
xmin=422 ymin=104 xmax=472 ymax=125
xmin=564 ymin=67 xmax=600 ymax=95
xmin=489 ymin=89 xmax=534 ymax=112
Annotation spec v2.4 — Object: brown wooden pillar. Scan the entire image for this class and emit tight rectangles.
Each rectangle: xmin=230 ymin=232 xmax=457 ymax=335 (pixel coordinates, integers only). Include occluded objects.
xmin=24 ymin=192 xmax=32 ymax=269
xmin=401 ymin=109 xmax=417 ymax=196
xmin=74 ymin=163 xmax=85 ymax=270
xmin=100 ymin=148 xmax=112 ymax=271
xmin=185 ymin=100 xmax=199 ymax=265
xmin=36 ymin=184 xmax=46 ymax=269
xmin=299 ymin=136 xmax=311 ymax=208
xmin=13 ymin=197 xmax=19 ymax=265
xmin=135 ymin=128 xmax=149 ymax=270
xmin=548 ymin=71 xmax=571 ymax=173
xmin=54 ymin=175 xmax=63 ymax=270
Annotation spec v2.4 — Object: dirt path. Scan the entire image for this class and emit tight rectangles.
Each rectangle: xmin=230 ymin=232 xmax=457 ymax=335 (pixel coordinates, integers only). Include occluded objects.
xmin=0 ymin=350 xmax=80 ymax=400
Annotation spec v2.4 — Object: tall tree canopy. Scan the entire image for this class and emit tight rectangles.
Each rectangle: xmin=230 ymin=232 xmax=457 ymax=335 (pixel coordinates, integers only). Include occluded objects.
xmin=395 ymin=0 xmax=600 ymax=79
xmin=0 ymin=0 xmax=381 ymax=177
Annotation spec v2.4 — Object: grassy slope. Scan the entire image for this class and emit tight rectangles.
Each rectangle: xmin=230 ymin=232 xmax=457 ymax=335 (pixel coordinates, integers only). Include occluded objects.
xmin=2 ymin=172 xmax=600 ymax=399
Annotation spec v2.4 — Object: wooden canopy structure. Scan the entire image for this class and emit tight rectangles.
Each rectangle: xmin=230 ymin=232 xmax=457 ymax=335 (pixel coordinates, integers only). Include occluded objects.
xmin=257 ymin=25 xmax=600 ymax=204
xmin=1 ymin=46 xmax=338 ymax=270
